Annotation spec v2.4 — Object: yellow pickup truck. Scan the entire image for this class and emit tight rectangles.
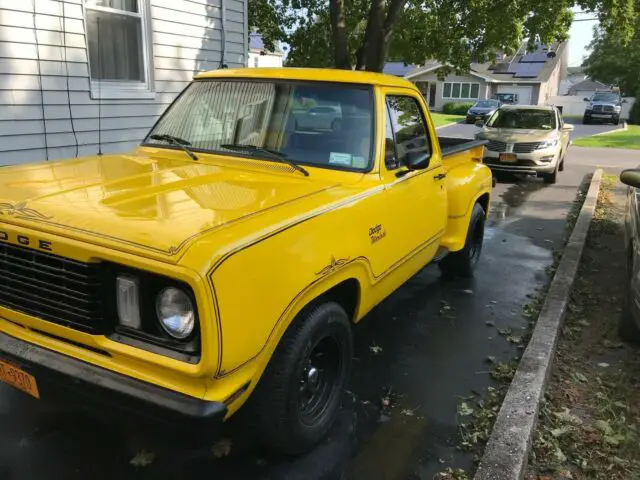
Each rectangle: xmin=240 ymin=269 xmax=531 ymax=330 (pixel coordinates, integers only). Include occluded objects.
xmin=0 ymin=68 xmax=491 ymax=453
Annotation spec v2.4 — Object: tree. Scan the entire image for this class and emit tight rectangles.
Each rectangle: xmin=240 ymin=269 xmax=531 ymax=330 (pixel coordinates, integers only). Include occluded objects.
xmin=250 ymin=0 xmax=639 ymax=73
xmin=583 ymin=25 xmax=640 ymax=96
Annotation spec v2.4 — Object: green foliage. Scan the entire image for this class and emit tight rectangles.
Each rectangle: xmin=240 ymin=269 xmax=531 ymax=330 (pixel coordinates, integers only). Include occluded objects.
xmin=583 ymin=24 xmax=640 ymax=97
xmin=249 ymin=0 xmax=639 ymax=73
xmin=442 ymin=102 xmax=474 ymax=115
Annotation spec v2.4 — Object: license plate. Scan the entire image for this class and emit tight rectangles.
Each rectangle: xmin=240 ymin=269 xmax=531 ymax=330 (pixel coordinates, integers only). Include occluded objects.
xmin=499 ymin=153 xmax=517 ymax=163
xmin=0 ymin=359 xmax=40 ymax=399
xmin=592 ymin=114 xmax=611 ymax=118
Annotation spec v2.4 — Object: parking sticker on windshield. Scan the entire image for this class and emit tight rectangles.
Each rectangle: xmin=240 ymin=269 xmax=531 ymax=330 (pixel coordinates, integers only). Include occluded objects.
xmin=329 ymin=152 xmax=352 ymax=166
xmin=352 ymin=156 xmax=366 ymax=168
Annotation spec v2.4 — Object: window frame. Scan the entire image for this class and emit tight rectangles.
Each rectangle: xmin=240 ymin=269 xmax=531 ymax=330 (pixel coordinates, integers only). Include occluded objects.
xmin=83 ymin=0 xmax=155 ymax=100
xmin=140 ymin=78 xmax=378 ymax=174
xmin=442 ymin=81 xmax=481 ymax=100
xmin=384 ymin=94 xmax=432 ymax=171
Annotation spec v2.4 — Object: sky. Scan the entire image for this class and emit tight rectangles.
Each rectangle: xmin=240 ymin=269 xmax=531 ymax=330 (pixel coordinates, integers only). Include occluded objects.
xmin=568 ymin=10 xmax=599 ymax=66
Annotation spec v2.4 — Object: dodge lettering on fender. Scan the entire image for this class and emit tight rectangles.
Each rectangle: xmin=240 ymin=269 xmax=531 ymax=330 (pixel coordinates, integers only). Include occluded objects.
xmin=0 ymin=68 xmax=491 ymax=453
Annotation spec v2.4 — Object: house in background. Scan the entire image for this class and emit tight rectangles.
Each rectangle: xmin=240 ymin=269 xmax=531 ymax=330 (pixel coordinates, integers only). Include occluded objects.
xmin=0 ymin=0 xmax=247 ymax=166
xmin=248 ymin=32 xmax=284 ymax=68
xmin=559 ymin=66 xmax=587 ymax=95
xmin=567 ymin=79 xmax=611 ymax=98
xmin=403 ymin=42 xmax=567 ymax=110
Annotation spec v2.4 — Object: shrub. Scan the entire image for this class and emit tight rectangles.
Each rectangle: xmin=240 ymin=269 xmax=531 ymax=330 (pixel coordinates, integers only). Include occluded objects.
xmin=442 ymin=102 xmax=475 ymax=115
xmin=628 ymin=95 xmax=640 ymax=125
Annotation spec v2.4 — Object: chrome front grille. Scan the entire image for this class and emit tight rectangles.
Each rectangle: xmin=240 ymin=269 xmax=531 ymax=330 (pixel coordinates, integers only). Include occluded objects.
xmin=513 ymin=142 xmax=542 ymax=153
xmin=0 ymin=242 xmax=102 ymax=333
xmin=486 ymin=140 xmax=506 ymax=152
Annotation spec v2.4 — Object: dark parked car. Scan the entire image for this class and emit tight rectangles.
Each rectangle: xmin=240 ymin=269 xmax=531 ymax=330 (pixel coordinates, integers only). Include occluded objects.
xmin=619 ymin=169 xmax=640 ymax=342
xmin=466 ymin=99 xmax=501 ymax=124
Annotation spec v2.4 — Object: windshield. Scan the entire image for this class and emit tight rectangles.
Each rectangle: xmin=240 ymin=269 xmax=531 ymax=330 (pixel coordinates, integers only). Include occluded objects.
xmin=475 ymin=100 xmax=499 ymax=108
xmin=144 ymin=80 xmax=374 ymax=172
xmin=486 ymin=109 xmax=556 ymax=130
xmin=591 ymin=92 xmax=620 ymax=103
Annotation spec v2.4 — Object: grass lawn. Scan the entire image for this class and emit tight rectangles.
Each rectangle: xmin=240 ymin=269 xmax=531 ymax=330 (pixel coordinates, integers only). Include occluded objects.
xmin=573 ymin=124 xmax=640 ymax=150
xmin=430 ymin=112 xmax=465 ymax=127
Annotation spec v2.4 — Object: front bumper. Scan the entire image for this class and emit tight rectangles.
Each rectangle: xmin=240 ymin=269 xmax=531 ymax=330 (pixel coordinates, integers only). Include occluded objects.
xmin=466 ymin=113 xmax=490 ymax=123
xmin=584 ymin=111 xmax=619 ymax=120
xmin=0 ymin=330 xmax=227 ymax=431
xmin=483 ymin=148 xmax=559 ymax=175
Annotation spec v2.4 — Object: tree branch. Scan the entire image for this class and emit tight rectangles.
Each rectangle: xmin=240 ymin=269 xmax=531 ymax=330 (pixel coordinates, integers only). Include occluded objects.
xmin=357 ymin=0 xmax=386 ymax=70
xmin=366 ymin=0 xmax=407 ymax=72
xmin=330 ymin=0 xmax=351 ymax=69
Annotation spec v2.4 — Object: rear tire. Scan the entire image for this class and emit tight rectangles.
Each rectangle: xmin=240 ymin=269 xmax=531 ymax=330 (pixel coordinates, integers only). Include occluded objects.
xmin=543 ymin=166 xmax=558 ymax=184
xmin=243 ymin=302 xmax=353 ymax=454
xmin=439 ymin=203 xmax=485 ymax=278
xmin=619 ymin=295 xmax=640 ymax=344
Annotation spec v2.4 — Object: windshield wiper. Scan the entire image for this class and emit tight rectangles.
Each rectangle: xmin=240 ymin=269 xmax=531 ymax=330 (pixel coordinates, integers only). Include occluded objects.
xmin=149 ymin=134 xmax=199 ymax=161
xmin=220 ymin=144 xmax=309 ymax=177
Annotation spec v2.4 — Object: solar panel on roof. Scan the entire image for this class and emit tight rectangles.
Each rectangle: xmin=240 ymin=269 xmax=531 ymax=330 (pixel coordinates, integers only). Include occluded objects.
xmin=520 ymin=52 xmax=548 ymax=63
xmin=513 ymin=63 xmax=544 ymax=78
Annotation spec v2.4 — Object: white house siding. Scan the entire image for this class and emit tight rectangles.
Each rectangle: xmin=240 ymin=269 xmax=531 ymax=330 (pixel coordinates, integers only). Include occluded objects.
xmin=409 ymin=71 xmax=488 ymax=111
xmin=248 ymin=51 xmax=282 ymax=68
xmin=537 ymin=61 xmax=561 ymax=105
xmin=0 ymin=0 xmax=247 ymax=166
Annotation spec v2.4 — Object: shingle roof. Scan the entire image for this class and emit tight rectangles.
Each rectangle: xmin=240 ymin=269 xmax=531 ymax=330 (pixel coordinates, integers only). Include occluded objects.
xmin=568 ymin=79 xmax=610 ymax=94
xmin=383 ymin=62 xmax=419 ymax=77
xmin=406 ymin=42 xmax=567 ymax=84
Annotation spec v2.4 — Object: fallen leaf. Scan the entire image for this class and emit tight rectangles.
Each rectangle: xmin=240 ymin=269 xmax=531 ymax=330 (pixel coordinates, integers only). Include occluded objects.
xmin=558 ymin=471 xmax=573 ymax=479
xmin=463 ymin=289 xmax=474 ymax=294
xmin=485 ymin=356 xmax=496 ymax=363
xmin=554 ymin=447 xmax=567 ymax=463
xmin=212 ymin=438 xmax=233 ymax=458
xmin=130 ymin=450 xmax=156 ymax=468
xmin=506 ymin=335 xmax=523 ymax=345
xmin=554 ymin=408 xmax=583 ymax=425
xmin=597 ymin=362 xmax=610 ymax=368
xmin=401 ymin=408 xmax=416 ymax=416
xmin=614 ymin=401 xmax=627 ymax=409
xmin=369 ymin=344 xmax=383 ymax=354
xmin=595 ymin=419 xmax=613 ymax=435
xmin=604 ymin=433 xmax=625 ymax=446
xmin=498 ymin=327 xmax=512 ymax=336
xmin=602 ymin=339 xmax=624 ymax=349
xmin=485 ymin=320 xmax=496 ymax=327
xmin=577 ymin=319 xmax=590 ymax=327
xmin=574 ymin=372 xmax=588 ymax=382
xmin=550 ymin=426 xmax=572 ymax=437
xmin=458 ymin=402 xmax=474 ymax=417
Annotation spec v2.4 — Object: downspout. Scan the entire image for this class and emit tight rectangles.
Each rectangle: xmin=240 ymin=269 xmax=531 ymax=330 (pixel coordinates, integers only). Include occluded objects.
xmin=219 ymin=0 xmax=228 ymax=68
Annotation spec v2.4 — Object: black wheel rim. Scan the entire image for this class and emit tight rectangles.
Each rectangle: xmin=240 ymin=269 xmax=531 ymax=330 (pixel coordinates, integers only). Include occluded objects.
xmin=469 ymin=219 xmax=484 ymax=265
xmin=298 ymin=335 xmax=342 ymax=426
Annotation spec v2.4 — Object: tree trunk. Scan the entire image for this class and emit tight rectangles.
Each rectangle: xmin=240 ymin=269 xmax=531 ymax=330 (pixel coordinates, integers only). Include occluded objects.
xmin=365 ymin=0 xmax=406 ymax=72
xmin=330 ymin=0 xmax=351 ymax=69
xmin=356 ymin=0 xmax=385 ymax=70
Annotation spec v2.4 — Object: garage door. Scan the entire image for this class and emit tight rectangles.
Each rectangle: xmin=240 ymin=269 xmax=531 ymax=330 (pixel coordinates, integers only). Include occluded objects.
xmin=497 ymin=85 xmax=533 ymax=105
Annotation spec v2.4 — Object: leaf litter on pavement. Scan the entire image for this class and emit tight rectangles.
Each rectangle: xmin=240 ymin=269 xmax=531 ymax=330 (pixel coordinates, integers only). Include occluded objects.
xmin=526 ymin=176 xmax=640 ymax=479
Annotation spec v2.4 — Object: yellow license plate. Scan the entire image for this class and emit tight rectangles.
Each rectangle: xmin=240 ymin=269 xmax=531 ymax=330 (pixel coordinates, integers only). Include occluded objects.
xmin=0 ymin=359 xmax=40 ymax=399
xmin=499 ymin=153 xmax=517 ymax=163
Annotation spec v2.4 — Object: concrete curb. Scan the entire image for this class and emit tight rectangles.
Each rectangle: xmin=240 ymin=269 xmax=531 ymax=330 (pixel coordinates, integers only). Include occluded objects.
xmin=592 ymin=121 xmax=628 ymax=136
xmin=436 ymin=121 xmax=463 ymax=130
xmin=474 ymin=168 xmax=604 ymax=480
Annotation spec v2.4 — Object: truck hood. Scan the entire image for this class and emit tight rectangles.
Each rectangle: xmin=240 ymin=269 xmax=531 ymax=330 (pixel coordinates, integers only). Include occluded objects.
xmin=0 ymin=153 xmax=340 ymax=262
xmin=480 ymin=128 xmax=556 ymax=143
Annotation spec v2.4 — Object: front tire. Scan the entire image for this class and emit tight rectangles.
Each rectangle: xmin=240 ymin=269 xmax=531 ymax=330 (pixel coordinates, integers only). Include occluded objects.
xmin=244 ymin=302 xmax=353 ymax=454
xmin=543 ymin=165 xmax=558 ymax=184
xmin=583 ymin=116 xmax=590 ymax=125
xmin=613 ymin=116 xmax=621 ymax=126
xmin=439 ymin=203 xmax=485 ymax=278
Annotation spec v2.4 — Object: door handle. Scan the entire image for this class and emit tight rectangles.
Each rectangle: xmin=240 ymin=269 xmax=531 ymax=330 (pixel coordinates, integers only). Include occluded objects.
xmin=433 ymin=173 xmax=446 ymax=181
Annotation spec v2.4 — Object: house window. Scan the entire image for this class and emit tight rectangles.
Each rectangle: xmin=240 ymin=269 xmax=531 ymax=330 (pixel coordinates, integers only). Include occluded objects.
xmin=442 ymin=82 xmax=481 ymax=100
xmin=84 ymin=0 xmax=154 ymax=99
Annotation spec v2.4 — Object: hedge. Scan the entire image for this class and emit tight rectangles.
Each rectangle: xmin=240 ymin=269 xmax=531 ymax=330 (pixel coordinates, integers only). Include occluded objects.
xmin=629 ymin=94 xmax=640 ymax=125
xmin=442 ymin=102 xmax=475 ymax=115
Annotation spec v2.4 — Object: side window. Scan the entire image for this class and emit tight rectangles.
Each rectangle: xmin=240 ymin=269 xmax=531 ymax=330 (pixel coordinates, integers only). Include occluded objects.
xmin=386 ymin=96 xmax=431 ymax=170
xmin=557 ymin=109 xmax=563 ymax=129
xmin=384 ymin=108 xmax=397 ymax=168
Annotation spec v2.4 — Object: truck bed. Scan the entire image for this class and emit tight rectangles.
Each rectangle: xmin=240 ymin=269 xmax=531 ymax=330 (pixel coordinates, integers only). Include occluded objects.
xmin=438 ymin=136 xmax=488 ymax=158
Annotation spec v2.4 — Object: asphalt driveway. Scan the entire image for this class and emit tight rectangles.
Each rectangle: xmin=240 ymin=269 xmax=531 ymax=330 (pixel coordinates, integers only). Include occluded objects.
xmin=0 ymin=140 xmax=636 ymax=480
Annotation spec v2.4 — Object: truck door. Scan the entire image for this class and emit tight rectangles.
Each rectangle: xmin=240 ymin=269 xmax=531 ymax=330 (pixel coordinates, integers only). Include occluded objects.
xmin=377 ymin=90 xmax=448 ymax=274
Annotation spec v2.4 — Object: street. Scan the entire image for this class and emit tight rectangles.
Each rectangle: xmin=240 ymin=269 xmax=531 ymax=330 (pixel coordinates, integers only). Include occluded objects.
xmin=0 ymin=127 xmax=636 ymax=479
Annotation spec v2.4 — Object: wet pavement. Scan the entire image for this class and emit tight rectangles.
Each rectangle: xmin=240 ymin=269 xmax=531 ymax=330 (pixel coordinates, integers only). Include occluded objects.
xmin=0 ymin=145 xmax=637 ymax=480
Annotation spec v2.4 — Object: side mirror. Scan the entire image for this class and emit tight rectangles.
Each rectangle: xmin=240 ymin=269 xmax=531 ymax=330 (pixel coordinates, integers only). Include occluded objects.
xmin=562 ymin=124 xmax=574 ymax=132
xmin=405 ymin=151 xmax=430 ymax=170
xmin=621 ymin=169 xmax=640 ymax=189
xmin=475 ymin=120 xmax=485 ymax=127
xmin=583 ymin=98 xmax=590 ymax=102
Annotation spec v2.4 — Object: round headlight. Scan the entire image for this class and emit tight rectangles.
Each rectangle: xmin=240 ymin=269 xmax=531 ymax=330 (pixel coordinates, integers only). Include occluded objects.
xmin=156 ymin=287 xmax=195 ymax=340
